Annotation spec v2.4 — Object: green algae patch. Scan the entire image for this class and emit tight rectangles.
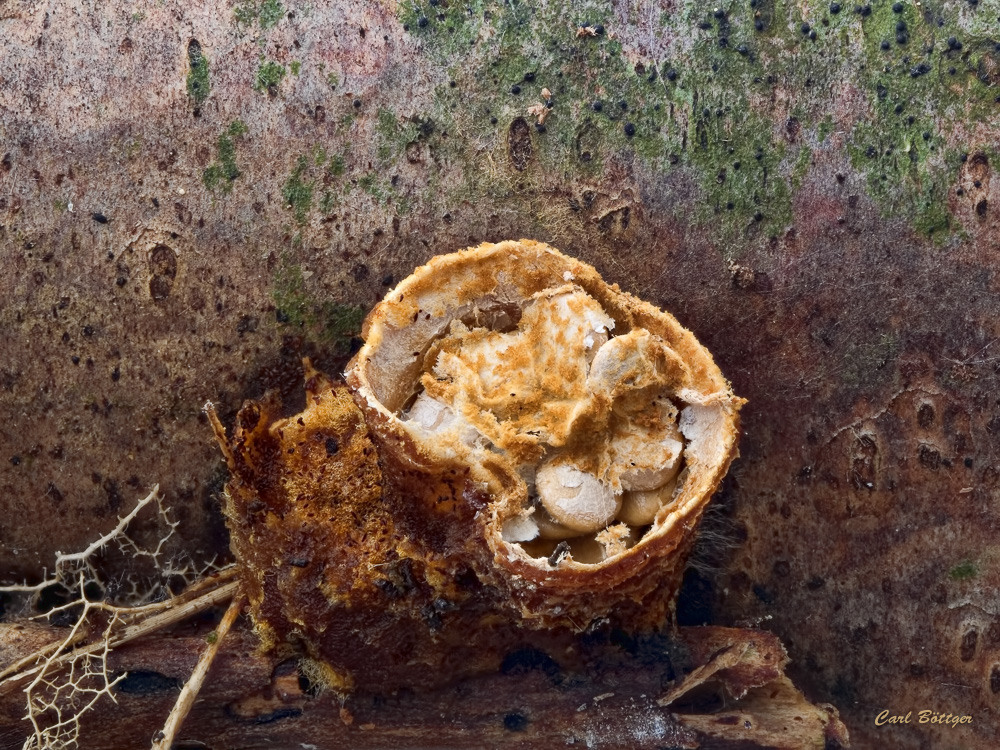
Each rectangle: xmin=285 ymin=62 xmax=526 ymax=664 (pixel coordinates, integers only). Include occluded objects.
xmin=234 ymin=0 xmax=285 ymax=30
xmin=254 ymin=60 xmax=287 ymax=94
xmin=283 ymin=156 xmax=314 ymax=224
xmin=949 ymin=560 xmax=978 ymax=581
xmin=186 ymin=40 xmax=210 ymax=107
xmin=272 ymin=256 xmax=366 ymax=351
xmin=203 ymin=121 xmax=249 ymax=194
xmin=273 ymin=257 xmax=310 ymax=329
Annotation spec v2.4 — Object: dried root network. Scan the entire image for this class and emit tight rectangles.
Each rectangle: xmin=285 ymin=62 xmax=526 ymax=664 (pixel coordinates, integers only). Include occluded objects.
xmin=0 ymin=485 xmax=240 ymax=750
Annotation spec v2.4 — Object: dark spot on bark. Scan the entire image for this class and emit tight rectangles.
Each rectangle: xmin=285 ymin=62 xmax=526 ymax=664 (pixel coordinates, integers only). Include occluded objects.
xmin=918 ymin=443 xmax=941 ymax=470
xmin=807 ymin=576 xmax=826 ymax=590
xmin=785 ymin=117 xmax=801 ymax=141
xmin=773 ymin=560 xmax=791 ymax=577
xmin=236 ymin=316 xmax=258 ymax=335
xmin=991 ymin=665 xmax=1000 ymax=694
xmin=289 ymin=558 xmax=309 ymax=568
xmin=102 ymin=478 xmax=122 ymax=512
xmin=149 ymin=244 xmax=177 ymax=301
xmin=117 ymin=670 xmax=182 ymax=694
xmin=960 ymin=629 xmax=978 ymax=661
xmin=325 ymin=437 xmax=339 ymax=455
xmin=92 ymin=212 xmax=108 ymax=224
xmin=111 ymin=367 xmax=120 ymax=382
xmin=503 ymin=713 xmax=528 ymax=732
xmin=917 ymin=403 xmax=935 ymax=427
xmin=508 ymin=117 xmax=532 ymax=171
xmin=752 ymin=584 xmax=774 ymax=605
xmin=352 ymin=264 xmax=369 ymax=282
xmin=45 ymin=483 xmax=64 ymax=504
xmin=500 ymin=648 xmax=561 ymax=679
xmin=977 ymin=199 xmax=989 ymax=217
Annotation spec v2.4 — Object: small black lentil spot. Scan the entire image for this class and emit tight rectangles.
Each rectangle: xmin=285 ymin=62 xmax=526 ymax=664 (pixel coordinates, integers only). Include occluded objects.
xmin=714 ymin=7 xmax=726 ymax=18
xmin=83 ymin=325 xmax=94 ymax=336
xmin=417 ymin=15 xmax=428 ymax=27
xmin=977 ymin=199 xmax=989 ymax=216
xmin=523 ymin=71 xmax=535 ymax=82
xmin=490 ymin=116 xmax=498 ymax=124
xmin=906 ymin=115 xmax=915 ymax=124
xmin=753 ymin=211 xmax=763 ymax=222
xmin=71 ymin=356 xmax=80 ymax=365
xmin=618 ymin=100 xmax=628 ymax=110
xmin=11 ymin=456 xmax=20 ymax=466
xmin=289 ymin=558 xmax=309 ymax=568
xmin=949 ymin=66 xmax=957 ymax=75
xmin=594 ymin=24 xmax=605 ymax=34
xmin=881 ymin=40 xmax=890 ymax=50
xmin=809 ymin=29 xmax=817 ymax=40
xmin=592 ymin=100 xmax=603 ymax=111
xmin=504 ymin=713 xmax=529 ymax=732
xmin=830 ymin=2 xmax=841 ymax=12
xmin=892 ymin=1 xmax=903 ymax=12
xmin=535 ymin=123 xmax=546 ymax=133
xmin=665 ymin=68 xmax=678 ymax=81
xmin=510 ymin=84 xmax=521 ymax=94
xmin=92 ymin=212 xmax=108 ymax=224
xmin=896 ymin=32 xmax=908 ymax=44
xmin=755 ymin=20 xmax=764 ymax=30
xmin=624 ymin=122 xmax=636 ymax=137
xmin=922 ymin=131 xmax=931 ymax=140
xmin=974 ymin=179 xmax=982 ymax=188
xmin=737 ymin=44 xmax=749 ymax=55
xmin=894 ymin=103 xmax=904 ymax=113
xmin=801 ymin=22 xmax=811 ymax=34
xmin=111 ymin=367 xmax=120 ymax=382
xmin=896 ymin=20 xmax=907 ymax=32
xmin=960 ymin=152 xmax=969 ymax=162
xmin=957 ymin=188 xmax=965 ymax=196
xmin=116 ymin=276 xmax=127 ymax=287
xmin=325 ymin=437 xmax=339 ymax=455
xmin=698 ymin=21 xmax=712 ymax=30
xmin=947 ymin=37 xmax=962 ymax=51
xmin=353 ymin=98 xmax=362 ymax=108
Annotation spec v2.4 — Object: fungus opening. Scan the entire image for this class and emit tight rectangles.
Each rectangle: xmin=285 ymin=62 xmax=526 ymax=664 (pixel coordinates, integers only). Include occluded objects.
xmin=347 ymin=241 xmax=741 ymax=590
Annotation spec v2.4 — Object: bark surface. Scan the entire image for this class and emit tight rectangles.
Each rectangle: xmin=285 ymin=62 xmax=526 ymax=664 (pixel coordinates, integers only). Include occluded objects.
xmin=2 ymin=1 xmax=999 ymax=748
